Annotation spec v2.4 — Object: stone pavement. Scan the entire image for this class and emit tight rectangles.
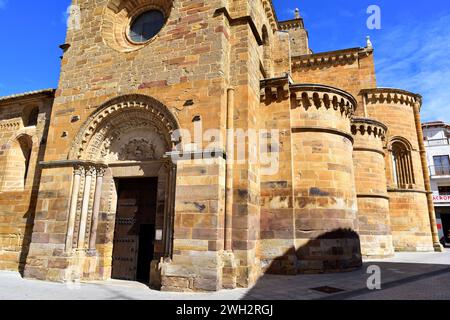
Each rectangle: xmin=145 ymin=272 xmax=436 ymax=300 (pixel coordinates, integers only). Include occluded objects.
xmin=0 ymin=250 xmax=449 ymax=300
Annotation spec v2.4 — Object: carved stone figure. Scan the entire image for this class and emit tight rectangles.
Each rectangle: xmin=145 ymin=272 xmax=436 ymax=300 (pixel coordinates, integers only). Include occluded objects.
xmin=119 ymin=138 xmax=157 ymax=161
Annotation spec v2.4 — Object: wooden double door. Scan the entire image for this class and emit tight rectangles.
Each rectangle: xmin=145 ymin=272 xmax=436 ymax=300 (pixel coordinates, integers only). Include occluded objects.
xmin=112 ymin=178 xmax=158 ymax=283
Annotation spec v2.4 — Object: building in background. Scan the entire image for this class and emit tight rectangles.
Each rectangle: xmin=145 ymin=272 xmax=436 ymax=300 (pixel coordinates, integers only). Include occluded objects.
xmin=423 ymin=121 xmax=450 ymax=246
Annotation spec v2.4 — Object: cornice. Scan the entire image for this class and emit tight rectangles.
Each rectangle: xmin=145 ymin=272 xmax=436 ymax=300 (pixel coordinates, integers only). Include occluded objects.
xmin=290 ymin=84 xmax=357 ymax=118
xmin=292 ymin=47 xmax=373 ymax=69
xmin=0 ymin=89 xmax=55 ymax=104
xmin=291 ymin=126 xmax=354 ymax=144
xmin=351 ymin=117 xmax=388 ymax=141
xmin=260 ymin=74 xmax=293 ymax=102
xmin=387 ymin=188 xmax=428 ymax=194
xmin=361 ymin=88 xmax=422 ymax=108
xmin=279 ymin=18 xmax=304 ymax=30
xmin=422 ymin=121 xmax=450 ymax=130
xmin=0 ymin=119 xmax=22 ymax=131
xmin=40 ymin=160 xmax=108 ymax=169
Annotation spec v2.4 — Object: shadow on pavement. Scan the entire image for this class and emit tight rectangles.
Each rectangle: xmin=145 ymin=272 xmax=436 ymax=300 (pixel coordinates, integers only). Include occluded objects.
xmin=318 ymin=262 xmax=450 ymax=300
xmin=242 ymin=229 xmax=450 ymax=300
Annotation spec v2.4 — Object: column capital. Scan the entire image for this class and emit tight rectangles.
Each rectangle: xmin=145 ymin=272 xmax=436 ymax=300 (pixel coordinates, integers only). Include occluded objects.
xmin=73 ymin=165 xmax=85 ymax=176
xmin=85 ymin=166 xmax=97 ymax=177
xmin=96 ymin=167 xmax=106 ymax=177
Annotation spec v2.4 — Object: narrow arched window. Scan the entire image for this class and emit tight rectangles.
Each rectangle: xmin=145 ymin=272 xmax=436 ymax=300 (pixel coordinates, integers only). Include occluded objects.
xmin=391 ymin=140 xmax=415 ymax=188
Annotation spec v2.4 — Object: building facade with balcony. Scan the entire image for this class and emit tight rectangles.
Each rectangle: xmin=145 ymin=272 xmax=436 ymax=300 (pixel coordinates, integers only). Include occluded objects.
xmin=423 ymin=121 xmax=450 ymax=246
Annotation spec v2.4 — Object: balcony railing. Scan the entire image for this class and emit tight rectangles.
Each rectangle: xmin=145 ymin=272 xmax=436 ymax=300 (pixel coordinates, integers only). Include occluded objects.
xmin=429 ymin=165 xmax=450 ymax=177
xmin=424 ymin=138 xmax=450 ymax=146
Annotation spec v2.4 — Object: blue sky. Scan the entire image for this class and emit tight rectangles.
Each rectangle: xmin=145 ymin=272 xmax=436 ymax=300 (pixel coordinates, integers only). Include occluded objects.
xmin=0 ymin=1 xmax=449 ymax=122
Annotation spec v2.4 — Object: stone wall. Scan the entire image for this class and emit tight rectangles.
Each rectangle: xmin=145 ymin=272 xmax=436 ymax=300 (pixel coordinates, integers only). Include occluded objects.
xmin=227 ymin=0 xmax=280 ymax=288
xmin=23 ymin=165 xmax=73 ymax=281
xmin=363 ymin=89 xmax=434 ymax=251
xmin=352 ymin=118 xmax=394 ymax=258
xmin=161 ymin=157 xmax=225 ymax=292
xmin=0 ymin=92 xmax=54 ymax=272
xmin=0 ymin=0 xmax=439 ymax=291
xmin=291 ymin=48 xmax=377 ymax=114
xmin=279 ymin=17 xmax=310 ymax=57
xmin=259 ymin=77 xmax=295 ymax=274
xmin=22 ymin=0 xmax=280 ymax=289
xmin=23 ymin=0 xmax=233 ymax=285
xmin=46 ymin=0 xmax=232 ymax=162
xmin=290 ymin=85 xmax=362 ymax=273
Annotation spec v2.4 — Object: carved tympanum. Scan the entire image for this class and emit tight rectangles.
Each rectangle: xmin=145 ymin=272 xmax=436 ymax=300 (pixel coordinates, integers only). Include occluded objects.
xmin=119 ymin=138 xmax=157 ymax=161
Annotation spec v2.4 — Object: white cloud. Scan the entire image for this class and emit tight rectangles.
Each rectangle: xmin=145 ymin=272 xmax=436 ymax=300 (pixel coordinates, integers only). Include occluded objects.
xmin=375 ymin=14 xmax=450 ymax=123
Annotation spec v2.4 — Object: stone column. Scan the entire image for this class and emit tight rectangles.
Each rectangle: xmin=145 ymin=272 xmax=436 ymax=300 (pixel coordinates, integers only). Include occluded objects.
xmin=222 ymin=87 xmax=237 ymax=289
xmin=224 ymin=87 xmax=235 ymax=251
xmin=352 ymin=118 xmax=394 ymax=258
xmin=88 ymin=166 xmax=105 ymax=252
xmin=65 ymin=165 xmax=84 ymax=252
xmin=167 ymin=164 xmax=177 ymax=257
xmin=412 ymin=101 xmax=443 ymax=252
xmin=162 ymin=162 xmax=176 ymax=258
xmin=77 ymin=166 xmax=95 ymax=250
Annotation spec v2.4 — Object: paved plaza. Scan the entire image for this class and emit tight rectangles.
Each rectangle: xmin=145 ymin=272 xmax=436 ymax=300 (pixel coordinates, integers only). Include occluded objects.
xmin=0 ymin=250 xmax=449 ymax=300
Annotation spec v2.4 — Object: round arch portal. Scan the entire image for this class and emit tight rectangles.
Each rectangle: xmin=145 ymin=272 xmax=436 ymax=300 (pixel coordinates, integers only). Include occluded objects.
xmin=68 ymin=94 xmax=180 ymax=162
xmin=64 ymin=94 xmax=180 ymax=285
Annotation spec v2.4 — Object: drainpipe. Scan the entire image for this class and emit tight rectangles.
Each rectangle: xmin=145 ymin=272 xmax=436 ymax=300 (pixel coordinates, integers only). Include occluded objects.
xmin=224 ymin=88 xmax=235 ymax=251
xmin=413 ymin=100 xmax=444 ymax=252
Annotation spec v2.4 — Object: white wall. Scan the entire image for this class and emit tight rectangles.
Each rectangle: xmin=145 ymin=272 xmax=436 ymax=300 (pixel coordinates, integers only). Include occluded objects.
xmin=424 ymin=124 xmax=450 ymax=244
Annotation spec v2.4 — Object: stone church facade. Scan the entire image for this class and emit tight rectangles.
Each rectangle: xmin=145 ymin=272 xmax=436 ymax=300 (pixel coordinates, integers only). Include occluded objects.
xmin=0 ymin=0 xmax=442 ymax=291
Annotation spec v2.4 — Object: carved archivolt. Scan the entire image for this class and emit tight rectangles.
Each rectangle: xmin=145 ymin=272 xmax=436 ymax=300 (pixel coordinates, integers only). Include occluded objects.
xmin=69 ymin=95 xmax=179 ymax=162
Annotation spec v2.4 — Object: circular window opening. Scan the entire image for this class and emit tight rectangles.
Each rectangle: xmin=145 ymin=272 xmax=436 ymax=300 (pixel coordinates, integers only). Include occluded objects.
xmin=128 ymin=10 xmax=165 ymax=43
